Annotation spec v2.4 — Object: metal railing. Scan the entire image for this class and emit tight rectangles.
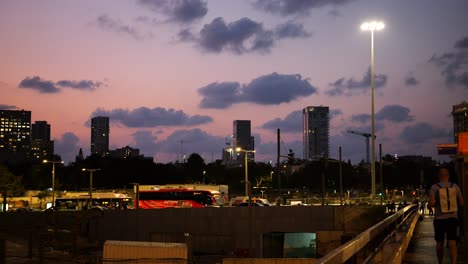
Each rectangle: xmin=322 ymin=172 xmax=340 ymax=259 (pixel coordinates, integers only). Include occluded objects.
xmin=317 ymin=204 xmax=417 ymax=264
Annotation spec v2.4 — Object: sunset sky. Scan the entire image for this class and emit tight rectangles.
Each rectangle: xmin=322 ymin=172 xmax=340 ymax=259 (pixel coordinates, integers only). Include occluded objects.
xmin=1 ymin=0 xmax=467 ymax=163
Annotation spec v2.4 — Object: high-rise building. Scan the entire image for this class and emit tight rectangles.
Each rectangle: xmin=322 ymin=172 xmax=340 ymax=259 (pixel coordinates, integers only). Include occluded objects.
xmin=0 ymin=110 xmax=31 ymax=157
xmin=453 ymin=101 xmax=468 ymax=144
xmin=303 ymin=106 xmax=330 ymax=160
xmin=233 ymin=120 xmax=254 ymax=161
xmin=32 ymin=121 xmax=50 ymax=141
xmin=31 ymin=121 xmax=54 ymax=160
xmin=91 ymin=116 xmax=110 ymax=156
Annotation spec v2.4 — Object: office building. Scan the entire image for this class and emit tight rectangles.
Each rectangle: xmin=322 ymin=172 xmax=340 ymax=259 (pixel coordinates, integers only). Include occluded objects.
xmin=453 ymin=101 xmax=468 ymax=144
xmin=32 ymin=121 xmax=50 ymax=141
xmin=233 ymin=120 xmax=254 ymax=161
xmin=31 ymin=121 xmax=54 ymax=160
xmin=303 ymin=106 xmax=329 ymax=160
xmin=91 ymin=116 xmax=110 ymax=156
xmin=0 ymin=109 xmax=31 ymax=157
xmin=110 ymin=146 xmax=141 ymax=159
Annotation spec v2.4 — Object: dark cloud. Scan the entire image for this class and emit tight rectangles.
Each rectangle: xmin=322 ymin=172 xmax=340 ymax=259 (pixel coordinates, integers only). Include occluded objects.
xmin=253 ymin=0 xmax=355 ymax=16
xmin=96 ymin=14 xmax=152 ymax=40
xmin=132 ymin=131 xmax=159 ymax=156
xmin=327 ymin=67 xmax=388 ymax=96
xmin=330 ymin=109 xmax=343 ymax=119
xmin=54 ymin=132 xmax=81 ymax=163
xmin=376 ymin=105 xmax=414 ymax=122
xmin=351 ymin=114 xmax=371 ymax=123
xmin=274 ymin=21 xmax=311 ymax=39
xmin=138 ymin=0 xmax=207 ymax=24
xmin=0 ymin=104 xmax=18 ymax=110
xmin=351 ymin=105 xmax=413 ymax=124
xmin=180 ymin=17 xmax=311 ymax=54
xmin=56 ymin=80 xmax=103 ymax=91
xmin=404 ymin=73 xmax=420 ymax=86
xmin=400 ymin=122 xmax=450 ymax=144
xmin=18 ymin=76 xmax=103 ymax=93
xmin=429 ymin=36 xmax=468 ymax=89
xmin=18 ymin=76 xmax=59 ymax=93
xmin=454 ymin=36 xmax=468 ymax=49
xmin=91 ymin=107 xmax=213 ymax=127
xmin=198 ymin=72 xmax=318 ymax=109
xmin=262 ymin=110 xmax=302 ymax=132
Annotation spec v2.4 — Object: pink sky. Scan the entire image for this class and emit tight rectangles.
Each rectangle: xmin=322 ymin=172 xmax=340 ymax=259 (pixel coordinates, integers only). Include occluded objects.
xmin=1 ymin=0 xmax=467 ymax=163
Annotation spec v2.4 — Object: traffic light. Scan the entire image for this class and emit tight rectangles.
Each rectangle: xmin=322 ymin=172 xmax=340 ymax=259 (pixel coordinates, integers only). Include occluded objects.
xmin=378 ymin=192 xmax=382 ymax=197
xmin=412 ymin=191 xmax=416 ymax=196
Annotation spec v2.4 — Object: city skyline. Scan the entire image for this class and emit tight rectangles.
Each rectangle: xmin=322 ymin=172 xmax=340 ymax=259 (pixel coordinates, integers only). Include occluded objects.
xmin=1 ymin=1 xmax=467 ymax=163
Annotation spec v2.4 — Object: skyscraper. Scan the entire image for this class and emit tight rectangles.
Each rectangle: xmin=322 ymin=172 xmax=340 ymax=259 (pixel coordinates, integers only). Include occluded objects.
xmin=452 ymin=101 xmax=468 ymax=144
xmin=91 ymin=116 xmax=110 ymax=156
xmin=31 ymin=121 xmax=54 ymax=160
xmin=32 ymin=121 xmax=50 ymax=141
xmin=233 ymin=120 xmax=254 ymax=161
xmin=303 ymin=106 xmax=329 ymax=160
xmin=0 ymin=110 xmax=31 ymax=159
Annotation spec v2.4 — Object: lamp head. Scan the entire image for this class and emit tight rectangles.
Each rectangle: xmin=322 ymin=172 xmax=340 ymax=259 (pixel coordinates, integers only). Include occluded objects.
xmin=361 ymin=21 xmax=385 ymax=31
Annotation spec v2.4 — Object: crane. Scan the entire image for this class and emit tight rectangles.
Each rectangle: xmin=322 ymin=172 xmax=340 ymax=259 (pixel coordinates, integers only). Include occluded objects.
xmin=347 ymin=130 xmax=376 ymax=164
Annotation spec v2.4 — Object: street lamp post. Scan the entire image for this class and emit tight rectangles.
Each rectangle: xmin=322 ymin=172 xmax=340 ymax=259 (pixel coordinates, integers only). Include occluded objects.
xmin=361 ymin=20 xmax=385 ymax=199
xmin=236 ymin=147 xmax=256 ymax=203
xmin=43 ymin=159 xmax=64 ymax=208
xmin=82 ymin=168 xmax=101 ymax=206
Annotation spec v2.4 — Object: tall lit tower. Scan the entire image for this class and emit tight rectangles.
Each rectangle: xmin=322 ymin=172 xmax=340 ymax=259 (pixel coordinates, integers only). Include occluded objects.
xmin=91 ymin=116 xmax=109 ymax=156
xmin=303 ymin=106 xmax=329 ymax=160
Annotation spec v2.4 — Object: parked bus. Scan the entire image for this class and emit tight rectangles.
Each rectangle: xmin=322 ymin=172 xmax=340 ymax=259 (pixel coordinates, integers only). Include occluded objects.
xmin=55 ymin=192 xmax=132 ymax=210
xmin=137 ymin=188 xmax=221 ymax=209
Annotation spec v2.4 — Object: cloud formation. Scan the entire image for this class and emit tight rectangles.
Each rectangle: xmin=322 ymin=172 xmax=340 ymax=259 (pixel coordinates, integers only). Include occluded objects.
xmin=54 ymin=132 xmax=81 ymax=163
xmin=429 ymin=35 xmax=468 ymax=89
xmin=138 ymin=0 xmax=208 ymax=24
xmin=327 ymin=67 xmax=388 ymax=96
xmin=262 ymin=110 xmax=302 ymax=132
xmin=253 ymin=0 xmax=355 ymax=16
xmin=180 ymin=17 xmax=311 ymax=54
xmin=198 ymin=72 xmax=318 ymax=109
xmin=0 ymin=104 xmax=18 ymax=110
xmin=91 ymin=107 xmax=213 ymax=127
xmin=351 ymin=105 xmax=413 ymax=124
xmin=400 ymin=122 xmax=450 ymax=144
xmin=18 ymin=76 xmax=103 ymax=93
xmin=132 ymin=128 xmax=225 ymax=159
xmin=96 ymin=14 xmax=152 ymax=40
xmin=404 ymin=72 xmax=420 ymax=86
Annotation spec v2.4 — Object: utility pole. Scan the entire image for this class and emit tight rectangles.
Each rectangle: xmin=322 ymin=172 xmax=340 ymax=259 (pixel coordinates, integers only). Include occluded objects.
xmin=339 ymin=146 xmax=343 ymax=206
xmin=276 ymin=128 xmax=281 ymax=204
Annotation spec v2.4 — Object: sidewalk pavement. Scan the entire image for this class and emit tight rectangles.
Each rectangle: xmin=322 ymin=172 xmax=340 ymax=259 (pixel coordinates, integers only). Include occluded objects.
xmin=403 ymin=216 xmax=466 ymax=264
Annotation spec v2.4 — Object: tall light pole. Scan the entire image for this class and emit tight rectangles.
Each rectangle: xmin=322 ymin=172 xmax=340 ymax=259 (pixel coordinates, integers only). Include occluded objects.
xmin=236 ymin=147 xmax=256 ymax=200
xmin=361 ymin=20 xmax=385 ymax=199
xmin=43 ymin=159 xmax=64 ymax=208
xmin=82 ymin=168 xmax=101 ymax=206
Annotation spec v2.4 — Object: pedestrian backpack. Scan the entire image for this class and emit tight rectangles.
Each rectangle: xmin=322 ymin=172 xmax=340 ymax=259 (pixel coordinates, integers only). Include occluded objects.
xmin=436 ymin=183 xmax=458 ymax=213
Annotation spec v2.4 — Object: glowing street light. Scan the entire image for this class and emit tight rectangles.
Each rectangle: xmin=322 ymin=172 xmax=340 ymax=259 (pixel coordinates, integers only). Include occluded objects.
xmin=82 ymin=168 xmax=101 ymax=206
xmin=43 ymin=159 xmax=64 ymax=207
xmin=360 ymin=20 xmax=385 ymax=199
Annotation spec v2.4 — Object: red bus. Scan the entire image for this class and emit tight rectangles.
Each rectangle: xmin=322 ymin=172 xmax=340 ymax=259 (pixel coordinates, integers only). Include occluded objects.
xmin=137 ymin=188 xmax=220 ymax=209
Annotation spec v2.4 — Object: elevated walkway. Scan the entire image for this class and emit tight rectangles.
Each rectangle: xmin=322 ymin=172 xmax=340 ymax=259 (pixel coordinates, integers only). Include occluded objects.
xmin=403 ymin=216 xmax=466 ymax=264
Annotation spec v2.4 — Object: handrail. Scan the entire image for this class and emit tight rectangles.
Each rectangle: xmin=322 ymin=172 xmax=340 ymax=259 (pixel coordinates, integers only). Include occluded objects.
xmin=317 ymin=204 xmax=417 ymax=264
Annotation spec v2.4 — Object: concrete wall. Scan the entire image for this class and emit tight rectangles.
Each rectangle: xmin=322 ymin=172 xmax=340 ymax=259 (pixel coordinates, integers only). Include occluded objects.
xmin=0 ymin=206 xmax=385 ymax=258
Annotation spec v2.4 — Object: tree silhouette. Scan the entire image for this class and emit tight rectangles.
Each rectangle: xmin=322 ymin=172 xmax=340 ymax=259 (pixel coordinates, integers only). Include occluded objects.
xmin=185 ymin=153 xmax=205 ymax=183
